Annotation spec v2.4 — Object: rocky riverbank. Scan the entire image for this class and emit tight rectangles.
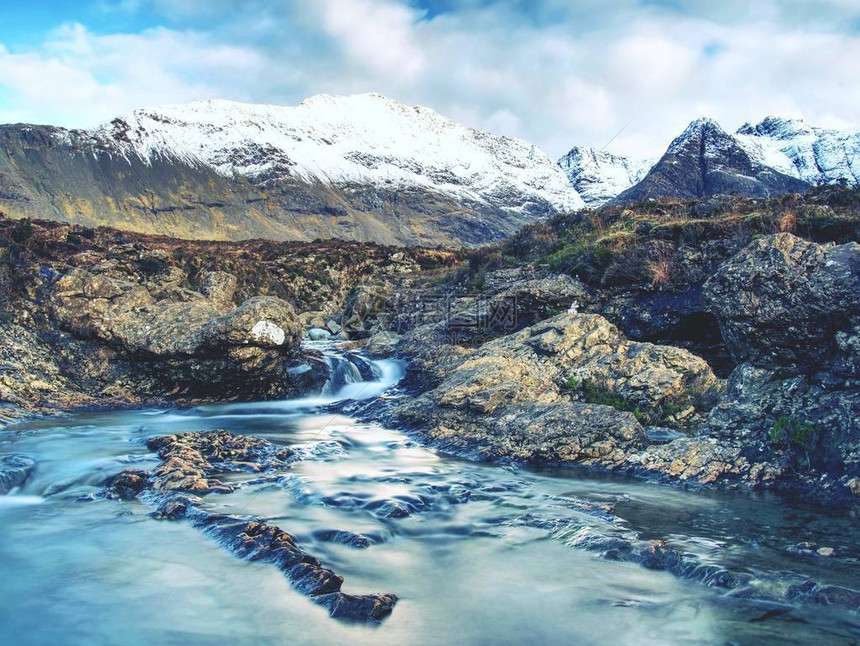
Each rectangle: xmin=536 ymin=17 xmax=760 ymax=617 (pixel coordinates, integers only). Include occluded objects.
xmin=0 ymin=215 xmax=455 ymax=424
xmin=354 ymin=229 xmax=859 ymax=505
xmin=2 ymin=189 xmax=859 ymax=506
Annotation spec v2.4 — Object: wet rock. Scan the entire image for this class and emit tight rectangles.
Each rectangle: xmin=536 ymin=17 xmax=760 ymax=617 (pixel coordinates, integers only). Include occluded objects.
xmin=312 ymin=529 xmax=379 ymax=549
xmin=103 ymin=430 xmax=396 ymax=623
xmin=787 ymin=581 xmax=860 ymax=612
xmin=103 ymin=469 xmax=150 ymax=500
xmin=317 ymin=592 xmax=398 ymax=622
xmin=0 ymin=454 xmax=36 ymax=494
xmin=307 ymin=327 xmax=332 ymax=341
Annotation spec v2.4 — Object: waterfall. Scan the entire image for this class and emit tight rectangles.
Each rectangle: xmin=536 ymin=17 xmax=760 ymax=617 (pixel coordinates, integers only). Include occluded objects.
xmin=305 ymin=341 xmax=405 ymax=404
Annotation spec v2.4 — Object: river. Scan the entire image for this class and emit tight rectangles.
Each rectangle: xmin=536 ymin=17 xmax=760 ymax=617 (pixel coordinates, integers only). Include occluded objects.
xmin=0 ymin=346 xmax=858 ymax=645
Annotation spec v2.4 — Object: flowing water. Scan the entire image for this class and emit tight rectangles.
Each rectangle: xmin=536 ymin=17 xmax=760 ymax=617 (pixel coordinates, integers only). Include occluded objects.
xmin=1 ymin=346 xmax=858 ymax=645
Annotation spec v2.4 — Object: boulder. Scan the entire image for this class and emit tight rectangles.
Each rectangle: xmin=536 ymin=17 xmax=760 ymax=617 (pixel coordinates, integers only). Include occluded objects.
xmin=199 ymin=271 xmax=238 ymax=311
xmin=307 ymin=327 xmax=333 ymax=341
xmin=701 ymin=234 xmax=860 ymax=498
xmin=202 ymin=296 xmax=302 ymax=351
xmin=395 ymin=312 xmax=721 ymax=466
xmin=491 ymin=313 xmax=722 ymax=425
xmin=704 ymin=233 xmax=860 ymax=373
xmin=50 ymin=268 xmax=304 ymax=399
xmin=447 ymin=273 xmax=590 ymax=341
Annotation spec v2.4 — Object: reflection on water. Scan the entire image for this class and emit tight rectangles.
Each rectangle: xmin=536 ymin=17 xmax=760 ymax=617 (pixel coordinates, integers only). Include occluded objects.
xmin=0 ymin=351 xmax=858 ymax=645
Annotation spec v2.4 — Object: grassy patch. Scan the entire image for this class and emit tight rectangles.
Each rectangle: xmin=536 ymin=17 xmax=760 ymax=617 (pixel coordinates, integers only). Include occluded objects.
xmin=768 ymin=415 xmax=817 ymax=450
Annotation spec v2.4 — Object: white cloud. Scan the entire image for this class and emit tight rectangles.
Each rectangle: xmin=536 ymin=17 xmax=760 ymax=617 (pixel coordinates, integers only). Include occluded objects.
xmin=0 ymin=0 xmax=857 ymax=160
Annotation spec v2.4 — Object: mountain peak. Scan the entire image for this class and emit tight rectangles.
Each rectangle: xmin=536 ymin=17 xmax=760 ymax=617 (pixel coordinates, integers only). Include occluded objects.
xmin=615 ymin=115 xmax=809 ymax=203
xmin=10 ymin=93 xmax=585 ymax=246
xmin=736 ymin=115 xmax=814 ymax=139
xmin=666 ymin=117 xmax=731 ymax=155
xmin=558 ymin=146 xmax=654 ymax=207
xmin=678 ymin=116 xmax=727 ymax=137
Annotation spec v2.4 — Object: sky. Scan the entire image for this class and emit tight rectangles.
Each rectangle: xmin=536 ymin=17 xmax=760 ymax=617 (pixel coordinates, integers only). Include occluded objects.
xmin=0 ymin=0 xmax=857 ymax=158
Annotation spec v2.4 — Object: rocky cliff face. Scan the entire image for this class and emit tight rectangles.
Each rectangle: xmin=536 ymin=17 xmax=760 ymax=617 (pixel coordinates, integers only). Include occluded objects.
xmin=0 ymin=94 xmax=584 ymax=247
xmin=614 ymin=118 xmax=811 ymax=203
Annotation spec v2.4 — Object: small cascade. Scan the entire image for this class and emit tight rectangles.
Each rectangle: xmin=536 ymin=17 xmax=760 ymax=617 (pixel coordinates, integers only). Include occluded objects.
xmin=305 ymin=342 xmax=405 ymax=404
xmin=322 ymin=355 xmax=364 ymax=396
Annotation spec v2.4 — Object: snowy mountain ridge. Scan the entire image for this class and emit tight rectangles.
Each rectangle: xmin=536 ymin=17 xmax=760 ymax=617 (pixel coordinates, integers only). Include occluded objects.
xmin=71 ymin=93 xmax=585 ymax=214
xmin=735 ymin=116 xmax=860 ymax=186
xmin=564 ymin=115 xmax=859 ymax=207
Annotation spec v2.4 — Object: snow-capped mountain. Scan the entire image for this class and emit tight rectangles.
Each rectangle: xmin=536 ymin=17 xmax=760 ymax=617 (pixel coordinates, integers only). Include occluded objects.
xmin=735 ymin=117 xmax=860 ymax=186
xmin=558 ymin=146 xmax=654 ymax=207
xmin=613 ymin=117 xmax=810 ymax=203
xmin=0 ymin=94 xmax=583 ymax=246
xmin=82 ymin=94 xmax=584 ymax=214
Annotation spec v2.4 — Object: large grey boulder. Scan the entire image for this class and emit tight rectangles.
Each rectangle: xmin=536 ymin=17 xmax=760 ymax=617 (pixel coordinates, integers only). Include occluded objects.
xmin=701 ymin=234 xmax=860 ymax=499
xmin=50 ymin=267 xmax=303 ymax=399
xmin=704 ymin=233 xmax=860 ymax=373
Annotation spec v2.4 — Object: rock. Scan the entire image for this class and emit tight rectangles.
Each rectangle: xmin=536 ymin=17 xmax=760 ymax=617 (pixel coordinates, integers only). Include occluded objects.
xmin=700 ymin=235 xmax=860 ymax=497
xmin=307 ymin=327 xmax=332 ymax=341
xmin=202 ymin=296 xmax=301 ymax=350
xmin=145 ymin=430 xmax=292 ymax=495
xmin=199 ymin=271 xmax=237 ymax=311
xmin=705 ymin=233 xmax=860 ymax=373
xmin=103 ymin=430 xmax=396 ymax=623
xmin=363 ymin=330 xmax=401 ymax=357
xmin=326 ymin=319 xmax=342 ymax=335
xmin=298 ymin=311 xmax=328 ymax=330
xmin=50 ymin=269 xmax=305 ymax=399
xmin=526 ymin=314 xmax=722 ymax=424
xmin=103 ymin=469 xmax=150 ymax=500
xmin=394 ymin=313 xmax=699 ymax=466
xmin=448 ymin=273 xmax=591 ymax=341
xmin=340 ymin=283 xmax=396 ymax=335
xmin=0 ymin=454 xmax=36 ymax=494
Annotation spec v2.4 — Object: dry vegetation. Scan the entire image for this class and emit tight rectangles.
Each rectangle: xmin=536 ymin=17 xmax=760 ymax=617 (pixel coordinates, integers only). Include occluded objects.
xmin=461 ymin=186 xmax=860 ymax=291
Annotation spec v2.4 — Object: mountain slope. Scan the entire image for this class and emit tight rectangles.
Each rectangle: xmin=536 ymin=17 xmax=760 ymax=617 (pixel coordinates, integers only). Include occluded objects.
xmin=0 ymin=94 xmax=584 ymax=247
xmin=735 ymin=116 xmax=860 ymax=186
xmin=614 ymin=118 xmax=810 ymax=203
xmin=558 ymin=146 xmax=654 ymax=206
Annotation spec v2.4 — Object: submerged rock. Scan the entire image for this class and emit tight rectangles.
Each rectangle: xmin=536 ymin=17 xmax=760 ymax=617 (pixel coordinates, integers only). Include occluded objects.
xmin=0 ymin=454 xmax=35 ymax=494
xmin=103 ymin=430 xmax=396 ymax=623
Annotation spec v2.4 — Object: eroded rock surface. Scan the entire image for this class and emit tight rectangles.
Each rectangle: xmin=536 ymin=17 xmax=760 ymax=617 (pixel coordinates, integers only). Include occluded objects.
xmin=705 ymin=233 xmax=860 ymax=372
xmin=395 ymin=312 xmax=722 ymax=465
